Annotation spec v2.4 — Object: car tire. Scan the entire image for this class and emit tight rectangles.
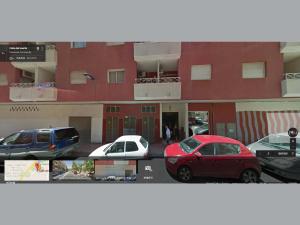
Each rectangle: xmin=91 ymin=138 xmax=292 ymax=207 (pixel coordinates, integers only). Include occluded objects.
xmin=240 ymin=169 xmax=259 ymax=183
xmin=177 ymin=166 xmax=193 ymax=182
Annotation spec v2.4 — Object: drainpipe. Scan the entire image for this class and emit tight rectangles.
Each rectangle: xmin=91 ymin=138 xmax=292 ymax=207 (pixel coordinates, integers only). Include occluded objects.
xmin=157 ymin=60 xmax=160 ymax=82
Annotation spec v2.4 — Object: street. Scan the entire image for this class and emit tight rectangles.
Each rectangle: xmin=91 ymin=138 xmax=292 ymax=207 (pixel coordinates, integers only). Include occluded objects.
xmin=53 ymin=171 xmax=92 ymax=181
xmin=71 ymin=141 xmax=295 ymax=183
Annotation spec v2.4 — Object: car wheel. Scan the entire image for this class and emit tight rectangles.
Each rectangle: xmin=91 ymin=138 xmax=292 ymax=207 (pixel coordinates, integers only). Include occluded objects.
xmin=240 ymin=169 xmax=259 ymax=183
xmin=177 ymin=166 xmax=193 ymax=182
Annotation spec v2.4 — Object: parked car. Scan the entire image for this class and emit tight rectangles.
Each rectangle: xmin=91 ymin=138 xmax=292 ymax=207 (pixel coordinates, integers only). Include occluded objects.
xmin=164 ymin=135 xmax=261 ymax=183
xmin=0 ymin=127 xmax=79 ymax=159
xmin=192 ymin=123 xmax=209 ymax=135
xmin=89 ymin=135 xmax=149 ymax=159
xmin=248 ymin=133 xmax=300 ymax=181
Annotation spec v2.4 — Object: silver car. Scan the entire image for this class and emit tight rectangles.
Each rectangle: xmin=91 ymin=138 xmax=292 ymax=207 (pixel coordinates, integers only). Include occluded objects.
xmin=248 ymin=133 xmax=300 ymax=181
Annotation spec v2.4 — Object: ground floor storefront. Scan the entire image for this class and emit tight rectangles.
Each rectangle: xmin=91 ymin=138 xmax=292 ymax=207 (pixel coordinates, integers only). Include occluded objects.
xmin=0 ymin=100 xmax=300 ymax=146
xmin=0 ymin=103 xmax=103 ymax=143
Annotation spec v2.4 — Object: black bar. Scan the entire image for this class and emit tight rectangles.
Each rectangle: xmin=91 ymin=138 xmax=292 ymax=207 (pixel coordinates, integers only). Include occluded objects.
xmin=256 ymin=150 xmax=296 ymax=157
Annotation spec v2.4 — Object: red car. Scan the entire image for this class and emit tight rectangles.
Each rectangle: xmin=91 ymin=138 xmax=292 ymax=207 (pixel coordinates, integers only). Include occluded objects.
xmin=164 ymin=135 xmax=261 ymax=183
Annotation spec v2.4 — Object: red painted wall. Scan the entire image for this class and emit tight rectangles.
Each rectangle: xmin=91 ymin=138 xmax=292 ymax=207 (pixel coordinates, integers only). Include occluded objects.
xmin=0 ymin=42 xmax=284 ymax=103
xmin=0 ymin=62 xmax=21 ymax=102
xmin=102 ymin=104 xmax=160 ymax=143
xmin=55 ymin=42 xmax=137 ymax=101
xmin=179 ymin=42 xmax=283 ymax=100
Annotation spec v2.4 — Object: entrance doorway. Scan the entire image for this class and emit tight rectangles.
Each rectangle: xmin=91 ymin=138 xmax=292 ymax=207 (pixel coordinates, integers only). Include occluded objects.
xmin=142 ymin=116 xmax=155 ymax=143
xmin=69 ymin=117 xmax=92 ymax=143
xmin=106 ymin=116 xmax=119 ymax=143
xmin=124 ymin=116 xmax=136 ymax=135
xmin=162 ymin=112 xmax=179 ymax=139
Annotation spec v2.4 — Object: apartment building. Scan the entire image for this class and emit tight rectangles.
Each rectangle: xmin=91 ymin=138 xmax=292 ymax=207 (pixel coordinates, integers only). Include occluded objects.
xmin=0 ymin=42 xmax=299 ymax=145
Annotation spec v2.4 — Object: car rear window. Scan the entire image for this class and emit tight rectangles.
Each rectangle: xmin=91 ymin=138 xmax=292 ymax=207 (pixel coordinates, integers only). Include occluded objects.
xmin=140 ymin=137 xmax=148 ymax=148
xmin=126 ymin=141 xmax=139 ymax=152
xmin=55 ymin=128 xmax=79 ymax=141
xmin=37 ymin=132 xmax=51 ymax=143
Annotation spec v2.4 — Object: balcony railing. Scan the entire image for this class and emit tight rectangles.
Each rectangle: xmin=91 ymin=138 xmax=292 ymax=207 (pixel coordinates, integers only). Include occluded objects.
xmin=281 ymin=73 xmax=300 ymax=97
xmin=134 ymin=76 xmax=181 ymax=100
xmin=9 ymin=82 xmax=57 ymax=102
xmin=10 ymin=82 xmax=56 ymax=88
xmin=135 ymin=76 xmax=180 ymax=83
xmin=284 ymin=73 xmax=300 ymax=79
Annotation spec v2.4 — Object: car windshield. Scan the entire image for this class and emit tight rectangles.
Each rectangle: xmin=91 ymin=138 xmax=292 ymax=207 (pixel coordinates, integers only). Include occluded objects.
xmin=259 ymin=134 xmax=300 ymax=153
xmin=180 ymin=137 xmax=201 ymax=153
xmin=1 ymin=133 xmax=21 ymax=145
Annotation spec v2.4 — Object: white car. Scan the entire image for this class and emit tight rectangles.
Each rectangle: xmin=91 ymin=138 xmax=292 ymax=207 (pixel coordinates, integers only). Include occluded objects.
xmin=89 ymin=135 xmax=149 ymax=159
xmin=248 ymin=132 xmax=300 ymax=181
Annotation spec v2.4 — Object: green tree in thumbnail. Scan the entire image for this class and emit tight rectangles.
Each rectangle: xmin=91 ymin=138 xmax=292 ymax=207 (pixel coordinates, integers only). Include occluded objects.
xmin=72 ymin=162 xmax=78 ymax=172
xmin=85 ymin=160 xmax=94 ymax=173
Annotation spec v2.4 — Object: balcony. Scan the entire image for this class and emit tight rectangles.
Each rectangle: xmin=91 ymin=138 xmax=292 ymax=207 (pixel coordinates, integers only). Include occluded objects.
xmin=134 ymin=77 xmax=181 ymax=100
xmin=281 ymin=73 xmax=300 ymax=97
xmin=11 ymin=44 xmax=57 ymax=71
xmin=9 ymin=82 xmax=58 ymax=102
xmin=134 ymin=42 xmax=181 ymax=62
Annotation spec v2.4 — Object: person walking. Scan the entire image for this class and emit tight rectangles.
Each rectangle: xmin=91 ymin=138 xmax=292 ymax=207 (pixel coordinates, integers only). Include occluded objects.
xmin=165 ymin=125 xmax=171 ymax=145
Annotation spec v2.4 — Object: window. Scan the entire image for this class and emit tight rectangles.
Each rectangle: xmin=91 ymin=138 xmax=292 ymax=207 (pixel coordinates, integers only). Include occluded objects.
xmin=259 ymin=134 xmax=300 ymax=153
xmin=191 ymin=64 xmax=212 ymax=80
xmin=109 ymin=142 xmax=125 ymax=153
xmin=37 ymin=132 xmax=51 ymax=143
xmin=106 ymin=106 xmax=120 ymax=113
xmin=55 ymin=128 xmax=79 ymax=142
xmin=140 ymin=137 xmax=148 ymax=148
xmin=199 ymin=144 xmax=215 ymax=156
xmin=1 ymin=133 xmax=21 ymax=145
xmin=142 ymin=105 xmax=155 ymax=113
xmin=71 ymin=42 xmax=86 ymax=48
xmin=108 ymin=70 xmax=125 ymax=84
xmin=70 ymin=71 xmax=87 ymax=84
xmin=14 ymin=132 xmax=33 ymax=145
xmin=0 ymin=74 xmax=8 ymax=86
xmin=180 ymin=137 xmax=201 ymax=153
xmin=242 ymin=62 xmax=265 ymax=78
xmin=215 ymin=143 xmax=240 ymax=155
xmin=126 ymin=141 xmax=139 ymax=152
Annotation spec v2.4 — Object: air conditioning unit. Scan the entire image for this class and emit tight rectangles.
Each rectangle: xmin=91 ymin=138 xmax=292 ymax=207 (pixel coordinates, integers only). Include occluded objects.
xmin=22 ymin=70 xmax=35 ymax=81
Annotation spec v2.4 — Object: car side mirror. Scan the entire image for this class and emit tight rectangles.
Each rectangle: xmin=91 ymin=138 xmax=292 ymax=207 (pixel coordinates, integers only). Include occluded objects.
xmin=105 ymin=149 xmax=110 ymax=155
xmin=0 ymin=137 xmax=4 ymax=144
xmin=194 ymin=152 xmax=202 ymax=158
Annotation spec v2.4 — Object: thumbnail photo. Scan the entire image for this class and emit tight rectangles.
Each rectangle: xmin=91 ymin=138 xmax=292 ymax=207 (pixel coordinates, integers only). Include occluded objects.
xmin=4 ymin=160 xmax=49 ymax=182
xmin=94 ymin=160 xmax=136 ymax=182
xmin=52 ymin=160 xmax=94 ymax=181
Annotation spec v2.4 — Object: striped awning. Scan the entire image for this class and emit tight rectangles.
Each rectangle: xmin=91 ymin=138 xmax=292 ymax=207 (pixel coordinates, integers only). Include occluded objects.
xmin=237 ymin=111 xmax=300 ymax=145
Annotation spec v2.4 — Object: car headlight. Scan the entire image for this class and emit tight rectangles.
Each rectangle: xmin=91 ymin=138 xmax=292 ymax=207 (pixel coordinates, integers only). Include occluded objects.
xmin=167 ymin=157 xmax=179 ymax=164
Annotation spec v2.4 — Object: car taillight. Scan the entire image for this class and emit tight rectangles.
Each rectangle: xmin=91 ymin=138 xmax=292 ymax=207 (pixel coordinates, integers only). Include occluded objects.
xmin=49 ymin=144 xmax=56 ymax=151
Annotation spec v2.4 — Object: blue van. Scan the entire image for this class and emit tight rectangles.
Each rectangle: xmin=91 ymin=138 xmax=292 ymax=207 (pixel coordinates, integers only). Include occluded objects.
xmin=0 ymin=127 xmax=79 ymax=159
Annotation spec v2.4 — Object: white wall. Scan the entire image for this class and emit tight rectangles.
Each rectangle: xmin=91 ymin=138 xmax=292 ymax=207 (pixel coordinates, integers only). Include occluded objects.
xmin=0 ymin=104 xmax=103 ymax=143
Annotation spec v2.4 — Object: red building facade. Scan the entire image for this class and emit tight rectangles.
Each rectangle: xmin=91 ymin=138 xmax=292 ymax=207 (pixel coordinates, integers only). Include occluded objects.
xmin=1 ymin=42 xmax=299 ymax=145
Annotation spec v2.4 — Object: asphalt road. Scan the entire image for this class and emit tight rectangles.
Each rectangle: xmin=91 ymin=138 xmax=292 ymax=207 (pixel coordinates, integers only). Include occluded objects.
xmin=137 ymin=158 xmax=291 ymax=183
xmin=53 ymin=171 xmax=92 ymax=180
